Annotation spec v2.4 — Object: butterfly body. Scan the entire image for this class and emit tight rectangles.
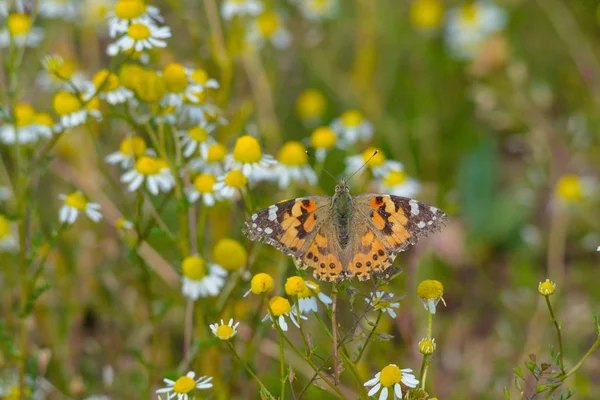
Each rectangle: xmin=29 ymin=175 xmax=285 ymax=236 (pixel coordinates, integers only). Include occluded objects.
xmin=243 ymin=181 xmax=447 ymax=282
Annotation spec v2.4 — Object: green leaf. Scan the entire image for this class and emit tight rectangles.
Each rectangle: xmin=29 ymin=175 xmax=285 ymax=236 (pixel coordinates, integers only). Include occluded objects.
xmin=513 ymin=366 xmax=523 ymax=378
xmin=504 ymin=387 xmax=511 ymax=399
xmin=536 ymin=383 xmax=549 ymax=393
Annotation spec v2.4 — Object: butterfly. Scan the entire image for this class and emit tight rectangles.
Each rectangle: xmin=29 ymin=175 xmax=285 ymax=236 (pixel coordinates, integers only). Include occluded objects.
xmin=243 ymin=180 xmax=447 ymax=282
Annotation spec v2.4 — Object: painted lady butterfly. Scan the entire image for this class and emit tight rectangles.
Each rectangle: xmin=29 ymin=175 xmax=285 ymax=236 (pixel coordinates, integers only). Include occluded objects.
xmin=243 ymin=180 xmax=447 ymax=282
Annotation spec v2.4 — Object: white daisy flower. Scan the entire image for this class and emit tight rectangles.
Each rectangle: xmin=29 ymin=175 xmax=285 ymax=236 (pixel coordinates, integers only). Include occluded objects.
xmin=180 ymin=256 xmax=227 ymax=300
xmin=105 ymin=135 xmax=148 ymax=169
xmin=107 ymin=0 xmax=163 ymax=38
xmin=247 ymin=10 xmax=291 ymax=49
xmin=445 ymin=1 xmax=507 ymax=60
xmin=107 ymin=21 xmax=171 ymax=56
xmin=93 ymin=69 xmax=134 ymax=105
xmin=225 ymin=135 xmax=277 ymax=182
xmin=0 ymin=104 xmax=54 ymax=144
xmin=39 ymin=1 xmax=78 ymax=20
xmin=221 ymin=0 xmax=263 ymax=20
xmin=156 ymin=371 xmax=213 ymax=400
xmin=0 ymin=12 xmax=44 ymax=48
xmin=296 ymin=280 xmax=332 ymax=314
xmin=38 ymin=55 xmax=90 ymax=93
xmin=330 ymin=109 xmax=373 ymax=146
xmin=293 ymin=0 xmax=339 ymax=20
xmin=160 ymin=63 xmax=193 ymax=108
xmin=209 ymin=318 xmax=240 ymax=340
xmin=273 ymin=141 xmax=318 ymax=189
xmin=213 ymin=170 xmax=247 ymax=200
xmin=344 ymin=148 xmax=388 ymax=178
xmin=179 ymin=124 xmax=215 ymax=158
xmin=187 ymin=173 xmax=221 ymax=206
xmin=262 ymin=296 xmax=307 ymax=331
xmin=378 ymin=161 xmax=421 ymax=198
xmin=364 ymin=365 xmax=419 ymax=399
xmin=365 ymin=291 xmax=401 ymax=319
xmin=184 ymin=67 xmax=220 ymax=102
xmin=0 ymin=214 xmax=18 ymax=252
xmin=309 ymin=126 xmax=337 ymax=161
xmin=417 ymin=279 xmax=445 ymax=314
xmin=58 ymin=192 xmax=102 ymax=225
xmin=120 ymin=155 xmax=175 ymax=195
xmin=52 ymin=91 xmax=102 ymax=129
xmin=188 ymin=142 xmax=227 ymax=175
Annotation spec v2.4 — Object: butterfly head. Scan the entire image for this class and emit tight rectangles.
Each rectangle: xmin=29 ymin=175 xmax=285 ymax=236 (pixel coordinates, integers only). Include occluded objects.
xmin=335 ymin=180 xmax=350 ymax=194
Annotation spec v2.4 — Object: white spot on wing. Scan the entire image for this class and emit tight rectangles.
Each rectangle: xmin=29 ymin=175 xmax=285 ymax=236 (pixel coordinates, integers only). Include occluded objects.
xmin=427 ymin=221 xmax=433 ymax=226
xmin=252 ymin=213 xmax=258 ymax=221
xmin=417 ymin=221 xmax=426 ymax=228
xmin=409 ymin=200 xmax=420 ymax=216
xmin=268 ymin=205 xmax=278 ymax=221
xmin=264 ymin=227 xmax=273 ymax=234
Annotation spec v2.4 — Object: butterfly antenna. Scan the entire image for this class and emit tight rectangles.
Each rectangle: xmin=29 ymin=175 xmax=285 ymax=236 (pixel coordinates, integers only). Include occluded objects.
xmin=305 ymin=150 xmax=337 ymax=182
xmin=346 ymin=150 xmax=378 ymax=183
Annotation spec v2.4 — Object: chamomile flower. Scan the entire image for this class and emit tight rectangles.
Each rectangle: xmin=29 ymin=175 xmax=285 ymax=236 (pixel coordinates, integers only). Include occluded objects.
xmin=213 ymin=238 xmax=248 ymax=271
xmin=417 ymin=279 xmax=445 ymax=314
xmin=92 ymin=69 xmax=134 ymax=105
xmin=107 ymin=0 xmax=163 ymax=38
xmin=247 ymin=10 xmax=291 ymax=49
xmin=243 ymin=272 xmax=274 ymax=297
xmin=213 ymin=170 xmax=247 ymax=199
xmin=179 ymin=124 xmax=215 ymax=158
xmin=58 ymin=192 xmax=102 ymax=225
xmin=221 ymin=0 xmax=263 ymax=20
xmin=226 ymin=135 xmax=277 ymax=181
xmin=296 ymin=280 xmax=332 ymax=314
xmin=310 ymin=126 xmax=336 ymax=161
xmin=297 ymin=89 xmax=326 ymax=123
xmin=445 ymin=1 xmax=507 ymax=60
xmin=364 ymin=365 xmax=419 ymax=399
xmin=262 ymin=296 xmax=306 ymax=331
xmin=38 ymin=55 xmax=89 ymax=92
xmin=187 ymin=173 xmax=220 ymax=206
xmin=180 ymin=255 xmax=227 ymax=300
xmin=378 ymin=163 xmax=420 ymax=198
xmin=52 ymin=91 xmax=101 ymax=129
xmin=0 ymin=12 xmax=44 ymax=48
xmin=0 ymin=104 xmax=51 ymax=144
xmin=293 ymin=0 xmax=339 ymax=20
xmin=120 ymin=155 xmax=174 ymax=195
xmin=156 ymin=371 xmax=213 ymax=400
xmin=365 ymin=291 xmax=401 ymax=319
xmin=538 ymin=279 xmax=556 ymax=296
xmin=39 ymin=0 xmax=78 ymax=20
xmin=160 ymin=63 xmax=192 ymax=107
xmin=0 ymin=215 xmax=18 ymax=252
xmin=273 ymin=141 xmax=317 ymax=188
xmin=331 ymin=109 xmax=374 ymax=146
xmin=107 ymin=20 xmax=171 ymax=56
xmin=344 ymin=148 xmax=387 ymax=178
xmin=554 ymin=174 xmax=594 ymax=205
xmin=411 ymin=0 xmax=443 ymax=31
xmin=210 ymin=318 xmax=240 ymax=340
xmin=185 ymin=68 xmax=220 ymax=101
xmin=105 ymin=135 xmax=147 ymax=168
xmin=189 ymin=142 xmax=227 ymax=175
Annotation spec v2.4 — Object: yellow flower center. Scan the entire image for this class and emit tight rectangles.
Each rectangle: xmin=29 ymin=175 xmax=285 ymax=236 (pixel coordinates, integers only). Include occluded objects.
xmin=215 ymin=324 xmax=235 ymax=339
xmin=296 ymin=89 xmax=326 ymax=120
xmin=206 ymin=143 xmax=227 ymax=162
xmin=189 ymin=126 xmax=209 ymax=142
xmin=460 ymin=3 xmax=479 ymax=26
xmin=163 ymin=63 xmax=188 ymax=93
xmin=310 ymin=127 xmax=336 ymax=149
xmin=115 ymin=218 xmax=131 ymax=229
xmin=191 ymin=68 xmax=209 ymax=85
xmin=411 ymin=0 xmax=443 ymax=29
xmin=250 ymin=273 xmax=274 ymax=295
xmin=64 ymin=192 xmax=88 ymax=210
xmin=297 ymin=280 xmax=320 ymax=299
xmin=114 ymin=0 xmax=146 ymax=20
xmin=224 ymin=170 xmax=247 ymax=188
xmin=269 ymin=296 xmax=291 ymax=316
xmin=285 ymin=276 xmax=307 ymax=296
xmin=418 ymin=338 xmax=436 ymax=355
xmin=257 ymin=11 xmax=279 ymax=37
xmin=383 ymin=170 xmax=408 ymax=186
xmin=8 ymin=13 xmax=31 ymax=35
xmin=340 ymin=110 xmax=363 ymax=127
xmin=417 ymin=280 xmax=444 ymax=300
xmin=135 ymin=70 xmax=166 ymax=103
xmin=0 ymin=215 xmax=11 ymax=239
xmin=34 ymin=113 xmax=54 ymax=127
xmin=307 ymin=0 xmax=330 ymax=13
xmin=556 ymin=175 xmax=583 ymax=202
xmin=93 ymin=69 xmax=120 ymax=92
xmin=127 ymin=23 xmax=151 ymax=40
xmin=372 ymin=295 xmax=392 ymax=310
xmin=46 ymin=58 xmax=76 ymax=80
xmin=379 ymin=364 xmax=402 ymax=387
xmin=538 ymin=279 xmax=556 ymax=296
xmin=182 ymin=256 xmax=207 ymax=280
xmin=362 ymin=147 xmax=386 ymax=167
xmin=193 ymin=174 xmax=216 ymax=194
xmin=86 ymin=97 xmax=101 ymax=111
xmin=213 ymin=238 xmax=247 ymax=271
xmin=119 ymin=64 xmax=144 ymax=90
xmin=53 ymin=91 xmax=82 ymax=116
xmin=233 ymin=135 xmax=262 ymax=163
xmin=277 ymin=141 xmax=308 ymax=166
xmin=172 ymin=375 xmax=195 ymax=394
xmin=119 ymin=135 xmax=147 ymax=156
xmin=134 ymin=156 xmax=161 ymax=175
xmin=15 ymin=104 xmax=36 ymax=127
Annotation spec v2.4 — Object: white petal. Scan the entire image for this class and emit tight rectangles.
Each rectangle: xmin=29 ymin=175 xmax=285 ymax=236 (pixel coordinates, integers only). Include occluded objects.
xmin=367 ymin=383 xmax=381 ymax=396
xmin=379 ymin=386 xmax=388 ymax=400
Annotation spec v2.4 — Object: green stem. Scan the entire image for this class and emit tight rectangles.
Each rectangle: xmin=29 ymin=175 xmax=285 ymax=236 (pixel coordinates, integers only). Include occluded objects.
xmin=279 ymin=334 xmax=286 ymax=399
xmin=420 ymin=312 xmax=434 ymax=389
xmin=545 ymin=295 xmax=565 ymax=372
xmin=354 ymin=311 xmax=383 ymax=364
xmin=226 ymin=341 xmax=276 ymax=399
xmin=564 ymin=335 xmax=600 ymax=379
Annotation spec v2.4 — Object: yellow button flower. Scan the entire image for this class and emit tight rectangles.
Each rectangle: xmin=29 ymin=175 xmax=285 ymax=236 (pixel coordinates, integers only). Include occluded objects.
xmin=182 ymin=256 xmax=207 ymax=281
xmin=213 ymin=238 xmax=247 ymax=271
xmin=296 ymin=89 xmax=326 ymax=121
xmin=285 ymin=276 xmax=307 ymax=296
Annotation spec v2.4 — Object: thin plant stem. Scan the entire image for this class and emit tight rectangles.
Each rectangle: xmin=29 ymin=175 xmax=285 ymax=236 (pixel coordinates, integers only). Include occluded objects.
xmin=420 ymin=311 xmax=434 ymax=389
xmin=225 ymin=341 xmax=276 ymax=399
xmin=184 ymin=298 xmax=195 ymax=361
xmin=332 ymin=284 xmax=339 ymax=386
xmin=354 ymin=310 xmax=382 ymax=364
xmin=279 ymin=334 xmax=286 ymax=399
xmin=545 ymin=295 xmax=565 ymax=372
